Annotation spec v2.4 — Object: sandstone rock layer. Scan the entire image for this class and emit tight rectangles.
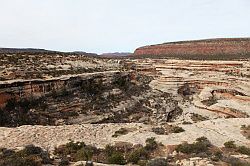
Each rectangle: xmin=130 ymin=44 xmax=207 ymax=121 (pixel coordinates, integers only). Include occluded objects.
xmin=134 ymin=38 xmax=250 ymax=59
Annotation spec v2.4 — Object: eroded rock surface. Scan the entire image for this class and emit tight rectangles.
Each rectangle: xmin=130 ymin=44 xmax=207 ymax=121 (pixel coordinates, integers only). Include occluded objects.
xmin=0 ymin=51 xmax=249 ymax=165
xmin=134 ymin=38 xmax=250 ymax=60
xmin=0 ymin=118 xmax=249 ymax=151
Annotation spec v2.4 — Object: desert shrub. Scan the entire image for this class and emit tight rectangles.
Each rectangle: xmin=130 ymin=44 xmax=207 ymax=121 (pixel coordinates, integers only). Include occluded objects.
xmin=19 ymin=145 xmax=43 ymax=156
xmin=182 ymin=121 xmax=192 ymax=125
xmin=107 ymin=152 xmax=126 ymax=165
xmin=104 ymin=144 xmax=115 ymax=156
xmin=176 ymin=142 xmax=193 ymax=154
xmin=191 ymin=113 xmax=208 ymax=122
xmin=54 ymin=141 xmax=97 ymax=162
xmin=224 ymin=141 xmax=236 ymax=149
xmin=112 ymin=128 xmax=129 ymax=137
xmin=0 ymin=145 xmax=51 ymax=166
xmin=237 ymin=146 xmax=250 ymax=155
xmin=145 ymin=137 xmax=158 ymax=151
xmin=223 ymin=156 xmax=249 ymax=166
xmin=113 ymin=74 xmax=130 ymax=90
xmin=0 ymin=97 xmax=48 ymax=127
xmin=55 ymin=141 xmax=85 ymax=156
xmin=59 ymin=158 xmax=70 ymax=166
xmin=176 ymin=137 xmax=211 ymax=154
xmin=127 ymin=147 xmax=148 ymax=164
xmin=146 ymin=158 xmax=168 ymax=166
xmin=201 ymin=97 xmax=218 ymax=107
xmin=152 ymin=127 xmax=166 ymax=135
xmin=241 ymin=125 xmax=250 ymax=140
xmin=74 ymin=148 xmax=92 ymax=161
xmin=104 ymin=144 xmax=126 ymax=164
xmin=170 ymin=126 xmax=185 ymax=133
xmin=211 ymin=151 xmax=223 ymax=161
xmin=0 ymin=148 xmax=15 ymax=157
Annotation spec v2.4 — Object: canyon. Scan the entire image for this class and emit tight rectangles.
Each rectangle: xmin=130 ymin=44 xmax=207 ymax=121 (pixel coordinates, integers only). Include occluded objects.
xmin=0 ymin=39 xmax=249 ymax=165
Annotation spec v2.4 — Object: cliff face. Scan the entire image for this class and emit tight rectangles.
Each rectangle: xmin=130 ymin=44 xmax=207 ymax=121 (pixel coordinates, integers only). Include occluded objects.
xmin=0 ymin=71 xmax=119 ymax=107
xmin=134 ymin=38 xmax=250 ymax=59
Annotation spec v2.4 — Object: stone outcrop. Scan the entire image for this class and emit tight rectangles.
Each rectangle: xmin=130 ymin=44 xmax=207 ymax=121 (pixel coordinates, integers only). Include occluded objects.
xmin=0 ymin=71 xmax=121 ymax=107
xmin=0 ymin=118 xmax=249 ymax=151
xmin=134 ymin=38 xmax=250 ymax=60
xmin=125 ymin=59 xmax=250 ymax=121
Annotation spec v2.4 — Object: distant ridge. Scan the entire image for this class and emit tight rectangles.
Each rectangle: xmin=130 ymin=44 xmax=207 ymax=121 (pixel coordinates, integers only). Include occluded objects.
xmin=0 ymin=48 xmax=98 ymax=56
xmin=0 ymin=48 xmax=58 ymax=54
xmin=100 ymin=52 xmax=132 ymax=58
xmin=134 ymin=38 xmax=250 ymax=60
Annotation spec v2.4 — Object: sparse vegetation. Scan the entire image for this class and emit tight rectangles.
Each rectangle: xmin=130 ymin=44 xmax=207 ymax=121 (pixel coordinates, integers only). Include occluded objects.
xmin=54 ymin=141 xmax=98 ymax=161
xmin=170 ymin=126 xmax=185 ymax=133
xmin=152 ymin=125 xmax=185 ymax=135
xmin=201 ymin=96 xmax=218 ymax=106
xmin=0 ymin=145 xmax=51 ymax=166
xmin=224 ymin=141 xmax=237 ymax=149
xmin=127 ymin=147 xmax=148 ymax=164
xmin=236 ymin=146 xmax=250 ymax=156
xmin=152 ymin=127 xmax=166 ymax=135
xmin=191 ymin=113 xmax=208 ymax=123
xmin=0 ymin=97 xmax=48 ymax=127
xmin=107 ymin=152 xmax=126 ymax=165
xmin=53 ymin=138 xmax=163 ymax=165
xmin=112 ymin=128 xmax=130 ymax=137
xmin=241 ymin=125 xmax=250 ymax=140
xmin=176 ymin=137 xmax=211 ymax=154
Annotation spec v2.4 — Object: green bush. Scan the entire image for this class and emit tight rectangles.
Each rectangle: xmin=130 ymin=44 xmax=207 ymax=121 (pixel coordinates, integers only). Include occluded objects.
xmin=59 ymin=158 xmax=70 ymax=166
xmin=104 ymin=144 xmax=115 ymax=156
xmin=152 ymin=127 xmax=166 ymax=135
xmin=54 ymin=141 xmax=97 ymax=162
xmin=74 ymin=148 xmax=92 ymax=161
xmin=224 ymin=141 xmax=236 ymax=149
xmin=212 ymin=151 xmax=223 ymax=161
xmin=19 ymin=144 xmax=43 ymax=156
xmin=176 ymin=137 xmax=211 ymax=154
xmin=237 ymin=146 xmax=250 ymax=155
xmin=107 ymin=152 xmax=126 ymax=165
xmin=112 ymin=128 xmax=129 ymax=137
xmin=0 ymin=145 xmax=51 ymax=166
xmin=145 ymin=137 xmax=158 ymax=151
xmin=170 ymin=126 xmax=185 ymax=133
xmin=127 ymin=147 xmax=148 ymax=164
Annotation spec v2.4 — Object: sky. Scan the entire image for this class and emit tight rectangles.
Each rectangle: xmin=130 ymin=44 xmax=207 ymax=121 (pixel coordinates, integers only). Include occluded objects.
xmin=0 ymin=0 xmax=250 ymax=54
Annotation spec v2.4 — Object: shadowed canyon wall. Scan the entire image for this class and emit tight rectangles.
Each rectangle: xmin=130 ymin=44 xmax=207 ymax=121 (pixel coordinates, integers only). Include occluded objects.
xmin=0 ymin=71 xmax=125 ymax=107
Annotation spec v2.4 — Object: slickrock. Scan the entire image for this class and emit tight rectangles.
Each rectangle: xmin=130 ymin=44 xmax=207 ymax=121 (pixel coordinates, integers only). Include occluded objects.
xmin=126 ymin=59 xmax=250 ymax=121
xmin=0 ymin=118 xmax=249 ymax=151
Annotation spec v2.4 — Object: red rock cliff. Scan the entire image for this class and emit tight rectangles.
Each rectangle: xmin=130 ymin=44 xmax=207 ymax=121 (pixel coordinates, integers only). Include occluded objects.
xmin=134 ymin=38 xmax=250 ymax=59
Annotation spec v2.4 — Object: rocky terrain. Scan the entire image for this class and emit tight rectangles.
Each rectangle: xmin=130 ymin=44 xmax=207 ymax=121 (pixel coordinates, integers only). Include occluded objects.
xmin=134 ymin=38 xmax=250 ymax=60
xmin=0 ymin=39 xmax=250 ymax=166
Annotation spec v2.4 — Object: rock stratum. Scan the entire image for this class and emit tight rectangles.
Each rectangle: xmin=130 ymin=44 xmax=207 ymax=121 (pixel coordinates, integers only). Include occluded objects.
xmin=134 ymin=38 xmax=250 ymax=60
xmin=0 ymin=48 xmax=249 ymax=165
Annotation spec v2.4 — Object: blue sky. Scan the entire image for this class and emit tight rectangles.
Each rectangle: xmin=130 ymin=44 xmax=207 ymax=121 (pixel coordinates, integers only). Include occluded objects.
xmin=0 ymin=0 xmax=249 ymax=54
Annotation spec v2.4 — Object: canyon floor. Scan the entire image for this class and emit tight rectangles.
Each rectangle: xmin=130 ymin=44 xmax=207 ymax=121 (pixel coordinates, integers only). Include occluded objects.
xmin=0 ymin=53 xmax=249 ymax=165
